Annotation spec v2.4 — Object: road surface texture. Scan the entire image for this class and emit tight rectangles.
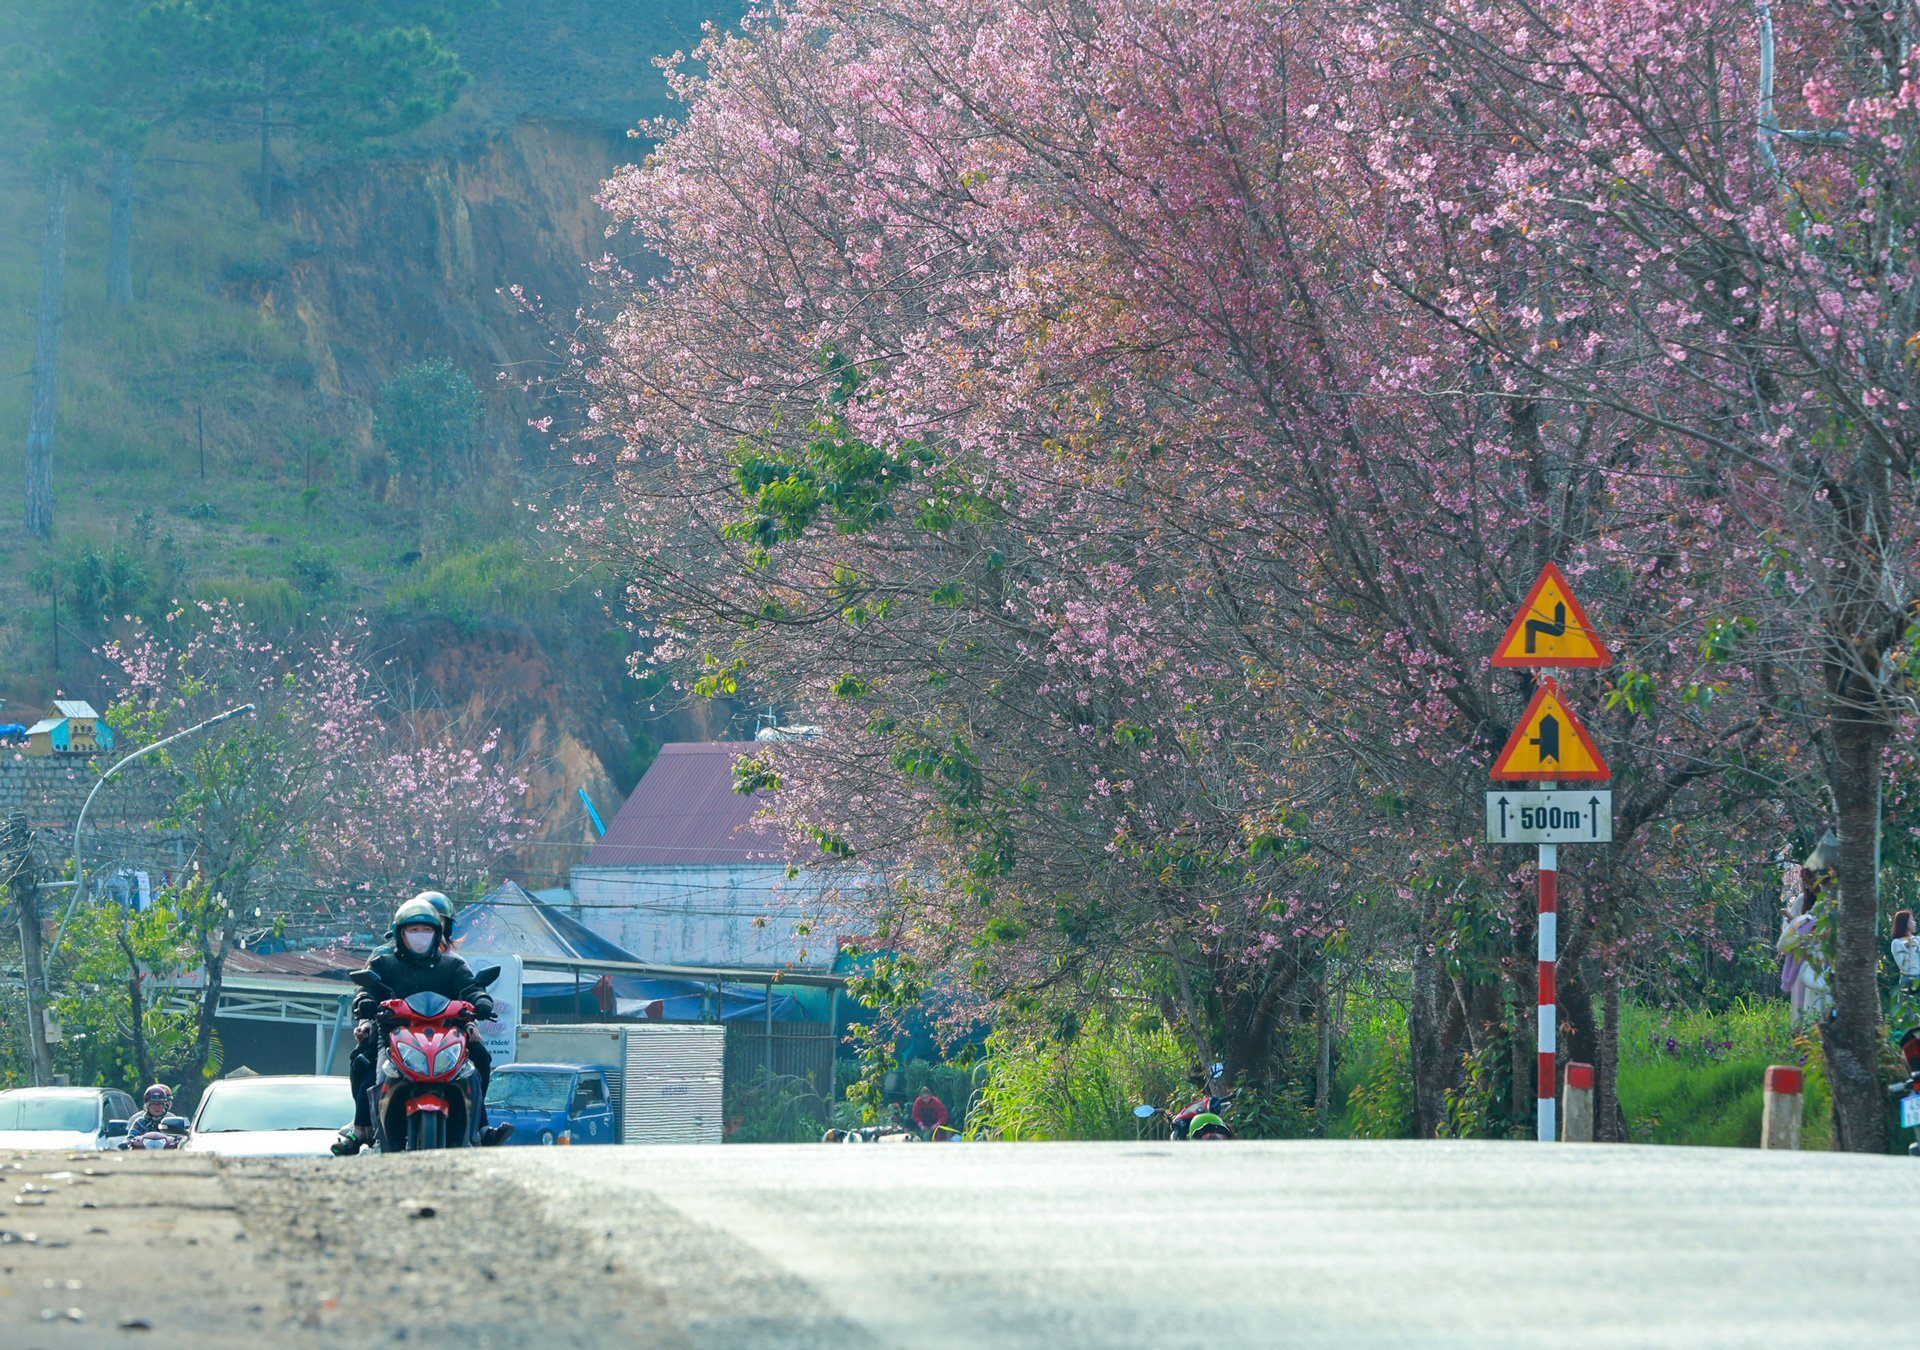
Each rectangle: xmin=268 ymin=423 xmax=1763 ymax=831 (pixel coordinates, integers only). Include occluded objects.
xmin=4 ymin=1140 xmax=1915 ymax=1347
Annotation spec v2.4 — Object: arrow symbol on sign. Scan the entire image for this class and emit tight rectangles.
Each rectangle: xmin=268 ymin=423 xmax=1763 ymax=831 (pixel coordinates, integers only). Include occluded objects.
xmin=1589 ymin=796 xmax=1600 ymax=838
xmin=1524 ymin=601 xmax=1568 ymax=654
xmin=1530 ymin=714 xmax=1561 ymax=765
xmin=1497 ymin=797 xmax=1509 ymax=833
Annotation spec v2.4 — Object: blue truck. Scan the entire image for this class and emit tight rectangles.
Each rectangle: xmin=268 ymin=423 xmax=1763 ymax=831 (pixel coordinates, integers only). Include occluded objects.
xmin=484 ymin=1062 xmax=618 ymax=1146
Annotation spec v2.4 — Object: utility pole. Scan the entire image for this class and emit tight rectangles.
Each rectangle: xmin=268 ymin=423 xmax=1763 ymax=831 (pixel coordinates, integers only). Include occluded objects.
xmin=4 ymin=813 xmax=54 ymax=1085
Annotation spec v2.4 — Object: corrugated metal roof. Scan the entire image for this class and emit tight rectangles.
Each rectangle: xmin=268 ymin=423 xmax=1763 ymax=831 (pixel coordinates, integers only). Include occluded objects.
xmin=583 ymin=743 xmax=787 ymax=867
xmin=51 ymin=700 xmax=98 ymax=719
xmin=226 ymin=946 xmax=368 ymax=979
xmin=459 ymin=881 xmax=643 ymax=963
xmin=25 ymin=720 xmax=61 ymax=735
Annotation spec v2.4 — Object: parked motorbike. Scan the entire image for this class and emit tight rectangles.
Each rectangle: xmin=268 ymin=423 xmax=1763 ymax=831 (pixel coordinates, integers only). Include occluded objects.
xmin=350 ymin=964 xmax=500 ymax=1152
xmin=1168 ymin=1094 xmax=1235 ymax=1141
xmin=1888 ymin=1071 xmax=1920 ymax=1159
xmin=112 ymin=1115 xmax=190 ymax=1151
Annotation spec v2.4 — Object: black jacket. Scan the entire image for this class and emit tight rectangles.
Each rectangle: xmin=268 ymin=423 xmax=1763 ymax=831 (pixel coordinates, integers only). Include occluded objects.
xmin=351 ymin=948 xmax=495 ymax=1023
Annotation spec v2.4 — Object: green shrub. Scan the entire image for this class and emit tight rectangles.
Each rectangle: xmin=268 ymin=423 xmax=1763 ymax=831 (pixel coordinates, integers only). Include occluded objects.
xmin=725 ymin=1068 xmax=830 ymax=1143
xmin=386 ymin=538 xmax=553 ymax=628
xmin=1339 ymin=999 xmax=1417 ymax=1139
xmin=971 ymin=1011 xmax=1190 ymax=1141
xmin=190 ymin=577 xmax=305 ymax=630
xmin=377 ymin=358 xmax=485 ymax=494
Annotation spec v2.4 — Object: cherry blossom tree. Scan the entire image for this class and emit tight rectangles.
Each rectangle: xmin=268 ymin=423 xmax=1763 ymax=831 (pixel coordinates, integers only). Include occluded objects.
xmin=100 ymin=603 xmax=533 ymax=1086
xmin=1343 ymin=0 xmax=1919 ymax=1148
xmin=558 ymin=0 xmax=1908 ymax=1140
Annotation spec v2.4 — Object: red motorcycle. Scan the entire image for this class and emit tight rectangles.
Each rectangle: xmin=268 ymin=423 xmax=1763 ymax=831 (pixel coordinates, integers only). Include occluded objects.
xmin=351 ymin=966 xmax=499 ymax=1152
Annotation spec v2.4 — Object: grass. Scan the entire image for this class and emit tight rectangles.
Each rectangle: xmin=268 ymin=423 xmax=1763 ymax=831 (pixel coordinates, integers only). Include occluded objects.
xmin=1617 ymin=999 xmax=1833 ymax=1150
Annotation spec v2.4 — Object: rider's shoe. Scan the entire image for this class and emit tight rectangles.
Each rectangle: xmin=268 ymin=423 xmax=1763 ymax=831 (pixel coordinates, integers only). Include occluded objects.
xmin=330 ymin=1127 xmax=365 ymax=1156
xmin=480 ymin=1123 xmax=515 ymax=1147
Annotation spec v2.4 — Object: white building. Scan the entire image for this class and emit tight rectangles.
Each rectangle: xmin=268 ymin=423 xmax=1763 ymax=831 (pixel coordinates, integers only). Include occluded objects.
xmin=567 ymin=743 xmax=854 ymax=972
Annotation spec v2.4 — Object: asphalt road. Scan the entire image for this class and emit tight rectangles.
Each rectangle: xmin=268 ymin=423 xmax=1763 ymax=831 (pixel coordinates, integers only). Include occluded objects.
xmin=4 ymin=1140 xmax=1916 ymax=1347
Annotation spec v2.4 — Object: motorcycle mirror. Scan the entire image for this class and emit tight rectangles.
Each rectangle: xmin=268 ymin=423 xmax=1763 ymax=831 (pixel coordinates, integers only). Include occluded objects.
xmin=472 ymin=965 xmax=502 ymax=988
xmin=105 ymin=1119 xmax=129 ymax=1137
xmin=349 ymin=970 xmax=385 ymax=990
xmin=1132 ymin=1104 xmax=1157 ymax=1119
xmin=163 ymin=1115 xmax=191 ymax=1133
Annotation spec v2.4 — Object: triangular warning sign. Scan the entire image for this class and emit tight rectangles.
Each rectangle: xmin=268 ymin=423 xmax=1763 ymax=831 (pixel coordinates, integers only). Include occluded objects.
xmin=1491 ymin=677 xmax=1611 ymax=781
xmin=1492 ymin=563 xmax=1611 ymax=668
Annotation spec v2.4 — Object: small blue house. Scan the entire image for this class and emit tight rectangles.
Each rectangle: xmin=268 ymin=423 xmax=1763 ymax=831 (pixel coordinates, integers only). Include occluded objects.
xmin=24 ymin=700 xmax=112 ymax=757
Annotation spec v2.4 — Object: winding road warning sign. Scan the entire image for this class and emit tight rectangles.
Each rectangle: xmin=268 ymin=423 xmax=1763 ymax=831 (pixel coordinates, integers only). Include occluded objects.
xmin=1491 ymin=563 xmax=1611 ymax=669
xmin=1490 ymin=677 xmax=1611 ymax=781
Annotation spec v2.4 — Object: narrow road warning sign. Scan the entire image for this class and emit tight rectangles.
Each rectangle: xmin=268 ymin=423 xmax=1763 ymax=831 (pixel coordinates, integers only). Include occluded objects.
xmin=1491 ymin=563 xmax=1612 ymax=668
xmin=1490 ymin=677 xmax=1611 ymax=781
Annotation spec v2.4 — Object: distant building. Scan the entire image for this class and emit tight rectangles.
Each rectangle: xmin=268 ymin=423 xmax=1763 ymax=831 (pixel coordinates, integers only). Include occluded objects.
xmin=567 ymin=742 xmax=857 ymax=972
xmin=23 ymin=700 xmax=113 ymax=757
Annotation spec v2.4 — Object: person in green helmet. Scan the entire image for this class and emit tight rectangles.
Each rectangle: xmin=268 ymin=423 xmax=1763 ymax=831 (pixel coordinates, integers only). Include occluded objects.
xmin=333 ymin=895 xmax=510 ymax=1153
xmin=418 ymin=889 xmax=458 ymax=941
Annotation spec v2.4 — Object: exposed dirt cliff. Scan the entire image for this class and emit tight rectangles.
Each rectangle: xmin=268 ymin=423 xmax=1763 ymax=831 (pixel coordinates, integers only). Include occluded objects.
xmin=257 ymin=121 xmax=630 ymax=456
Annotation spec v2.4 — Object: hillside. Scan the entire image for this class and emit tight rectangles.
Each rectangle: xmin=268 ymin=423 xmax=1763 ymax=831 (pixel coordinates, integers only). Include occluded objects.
xmin=0 ymin=2 xmax=744 ymax=883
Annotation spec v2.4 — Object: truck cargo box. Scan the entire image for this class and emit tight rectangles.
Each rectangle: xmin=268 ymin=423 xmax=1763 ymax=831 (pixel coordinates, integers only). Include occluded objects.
xmin=516 ymin=1023 xmax=725 ymax=1144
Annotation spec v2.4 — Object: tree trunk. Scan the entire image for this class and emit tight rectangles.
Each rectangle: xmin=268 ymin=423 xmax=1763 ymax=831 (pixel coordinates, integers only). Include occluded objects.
xmin=117 ymin=921 xmax=152 ymax=1087
xmin=1314 ymin=970 xmax=1333 ymax=1135
xmin=190 ymin=934 xmax=227 ymax=1090
xmin=6 ymin=817 xmax=55 ymax=1086
xmin=26 ymin=169 xmax=69 ymax=539
xmin=108 ymin=145 xmax=135 ymax=307
xmin=257 ymin=84 xmax=274 ymax=220
xmin=1408 ymin=905 xmax=1450 ymax=1137
xmin=1597 ymin=967 xmax=1627 ymax=1141
xmin=1821 ymin=724 xmax=1891 ymax=1153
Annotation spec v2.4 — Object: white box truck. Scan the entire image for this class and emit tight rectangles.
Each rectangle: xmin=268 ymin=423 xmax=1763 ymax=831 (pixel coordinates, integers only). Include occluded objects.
xmin=514 ymin=1023 xmax=726 ymax=1144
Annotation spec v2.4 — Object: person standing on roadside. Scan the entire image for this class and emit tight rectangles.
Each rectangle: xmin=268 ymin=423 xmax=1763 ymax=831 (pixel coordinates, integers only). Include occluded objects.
xmin=1891 ymin=910 xmax=1920 ymax=1079
xmin=1779 ymin=835 xmax=1836 ymax=1026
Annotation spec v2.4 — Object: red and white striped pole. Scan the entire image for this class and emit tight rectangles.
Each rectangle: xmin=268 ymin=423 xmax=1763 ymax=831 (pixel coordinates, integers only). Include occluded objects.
xmin=1537 ymin=818 xmax=1558 ymax=1143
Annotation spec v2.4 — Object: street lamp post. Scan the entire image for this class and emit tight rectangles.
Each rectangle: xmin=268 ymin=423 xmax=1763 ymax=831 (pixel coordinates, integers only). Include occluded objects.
xmin=41 ymin=702 xmax=258 ymax=986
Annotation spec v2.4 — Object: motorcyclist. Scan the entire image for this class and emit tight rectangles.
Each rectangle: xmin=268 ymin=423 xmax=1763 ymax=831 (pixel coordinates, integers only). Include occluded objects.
xmin=132 ymin=1084 xmax=176 ymax=1133
xmin=333 ymin=896 xmax=511 ymax=1153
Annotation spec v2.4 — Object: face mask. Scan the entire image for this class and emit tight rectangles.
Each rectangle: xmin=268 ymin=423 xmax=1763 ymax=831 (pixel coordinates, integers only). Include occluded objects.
xmin=402 ymin=927 xmax=436 ymax=955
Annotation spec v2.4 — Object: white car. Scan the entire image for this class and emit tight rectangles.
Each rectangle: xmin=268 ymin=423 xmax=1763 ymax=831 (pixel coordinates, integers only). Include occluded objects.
xmin=182 ymin=1075 xmax=355 ymax=1156
xmin=0 ymin=1086 xmax=139 ymax=1151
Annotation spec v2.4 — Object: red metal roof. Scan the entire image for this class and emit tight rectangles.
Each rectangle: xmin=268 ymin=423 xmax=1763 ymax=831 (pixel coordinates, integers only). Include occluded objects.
xmin=583 ymin=743 xmax=788 ymax=867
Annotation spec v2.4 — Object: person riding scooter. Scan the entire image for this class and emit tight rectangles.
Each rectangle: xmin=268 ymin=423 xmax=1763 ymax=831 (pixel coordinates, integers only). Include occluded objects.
xmin=334 ymin=896 xmax=511 ymax=1153
xmin=135 ymin=1084 xmax=175 ymax=1129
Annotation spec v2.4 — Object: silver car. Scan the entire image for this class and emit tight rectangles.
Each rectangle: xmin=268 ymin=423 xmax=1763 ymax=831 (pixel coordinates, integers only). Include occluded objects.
xmin=0 ymin=1086 xmax=139 ymax=1151
xmin=182 ymin=1075 xmax=355 ymax=1156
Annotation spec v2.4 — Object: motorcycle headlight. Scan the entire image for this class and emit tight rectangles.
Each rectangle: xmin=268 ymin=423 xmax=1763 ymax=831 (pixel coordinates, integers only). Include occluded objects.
xmin=396 ymin=1041 xmax=431 ymax=1076
xmin=430 ymin=1041 xmax=467 ymax=1078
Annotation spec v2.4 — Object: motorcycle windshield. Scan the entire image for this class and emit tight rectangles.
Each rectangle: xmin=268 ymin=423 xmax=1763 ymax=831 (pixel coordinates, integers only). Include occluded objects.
xmin=402 ymin=991 xmax=453 ymax=1018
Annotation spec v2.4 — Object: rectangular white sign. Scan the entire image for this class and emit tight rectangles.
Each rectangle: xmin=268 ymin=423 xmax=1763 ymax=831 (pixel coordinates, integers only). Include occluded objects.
xmin=1486 ymin=790 xmax=1613 ymax=844
xmin=472 ymin=952 xmax=521 ymax=1066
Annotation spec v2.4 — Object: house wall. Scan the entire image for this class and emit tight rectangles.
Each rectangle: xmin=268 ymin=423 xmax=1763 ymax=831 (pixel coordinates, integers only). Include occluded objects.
xmin=0 ymin=756 xmax=192 ymax=878
xmin=568 ymin=864 xmax=849 ymax=970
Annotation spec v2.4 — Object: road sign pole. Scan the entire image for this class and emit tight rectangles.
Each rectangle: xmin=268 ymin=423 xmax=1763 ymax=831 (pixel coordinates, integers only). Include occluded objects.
xmin=1537 ymin=836 xmax=1557 ymax=1143
xmin=1488 ymin=564 xmax=1611 ymax=1144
